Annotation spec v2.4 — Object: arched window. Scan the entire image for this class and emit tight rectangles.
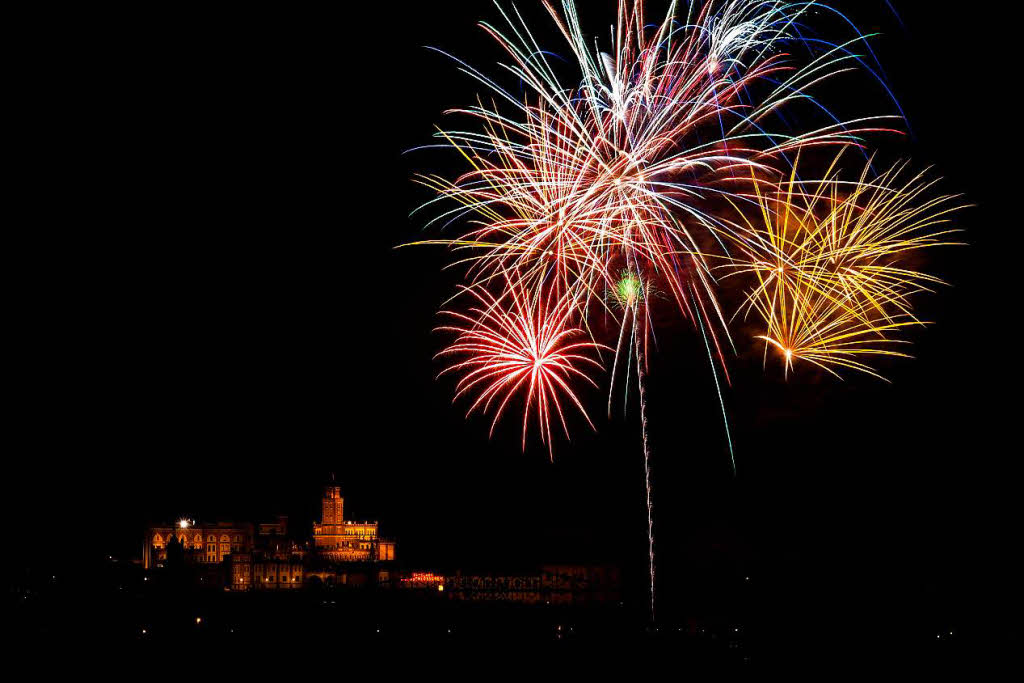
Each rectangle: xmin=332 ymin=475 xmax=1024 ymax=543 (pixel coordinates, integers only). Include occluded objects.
xmin=152 ymin=533 xmax=163 ymax=548
xmin=218 ymin=534 xmax=231 ymax=561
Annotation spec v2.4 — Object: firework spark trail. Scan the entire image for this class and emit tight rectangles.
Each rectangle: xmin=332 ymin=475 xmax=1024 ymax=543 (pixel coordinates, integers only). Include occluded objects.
xmin=405 ymin=0 xmax=961 ymax=626
xmin=608 ymin=267 xmax=657 ymax=619
xmin=435 ymin=278 xmax=610 ymax=456
xmin=720 ymin=151 xmax=966 ymax=379
xmin=411 ymin=0 xmax=903 ymax=340
xmin=634 ymin=303 xmax=656 ymax=623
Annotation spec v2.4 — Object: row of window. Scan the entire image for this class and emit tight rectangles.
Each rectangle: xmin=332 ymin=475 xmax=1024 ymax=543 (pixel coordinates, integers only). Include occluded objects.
xmin=152 ymin=532 xmax=245 ymax=550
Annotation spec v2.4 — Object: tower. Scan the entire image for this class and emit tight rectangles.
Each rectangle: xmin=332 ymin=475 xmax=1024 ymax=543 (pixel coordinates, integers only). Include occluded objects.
xmin=322 ymin=482 xmax=344 ymax=526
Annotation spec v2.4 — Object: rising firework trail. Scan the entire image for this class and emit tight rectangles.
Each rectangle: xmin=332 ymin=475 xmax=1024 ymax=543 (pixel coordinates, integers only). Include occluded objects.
xmin=608 ymin=268 xmax=657 ymax=621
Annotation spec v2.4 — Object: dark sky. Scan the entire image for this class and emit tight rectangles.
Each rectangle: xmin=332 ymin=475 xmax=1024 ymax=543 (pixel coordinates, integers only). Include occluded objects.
xmin=9 ymin=1 xmax=1019 ymax=628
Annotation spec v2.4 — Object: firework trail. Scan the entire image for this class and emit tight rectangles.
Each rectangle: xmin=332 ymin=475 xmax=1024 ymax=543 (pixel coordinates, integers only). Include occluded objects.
xmin=721 ymin=151 xmax=965 ymax=379
xmin=412 ymin=0 xmax=900 ymax=322
xmin=608 ymin=268 xmax=657 ymax=621
xmin=436 ymin=279 xmax=608 ymax=456
xmin=635 ymin=323 xmax=656 ymax=622
xmin=406 ymin=1 xmax=962 ymax=624
xmin=412 ymin=0 xmax=899 ymax=620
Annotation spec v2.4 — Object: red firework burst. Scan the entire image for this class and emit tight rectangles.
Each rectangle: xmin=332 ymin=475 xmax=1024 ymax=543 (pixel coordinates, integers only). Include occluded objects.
xmin=435 ymin=281 xmax=608 ymax=456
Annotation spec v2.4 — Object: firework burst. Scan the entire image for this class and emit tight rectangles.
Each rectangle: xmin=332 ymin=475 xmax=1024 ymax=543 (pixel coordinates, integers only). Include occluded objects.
xmin=435 ymin=281 xmax=609 ymax=456
xmin=406 ymin=0 xmax=963 ymax=624
xmin=722 ymin=151 xmax=965 ymax=379
xmin=411 ymin=0 xmax=900 ymax=332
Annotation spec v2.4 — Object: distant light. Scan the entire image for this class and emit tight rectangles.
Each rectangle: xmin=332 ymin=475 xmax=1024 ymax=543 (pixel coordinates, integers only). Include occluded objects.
xmin=437 ymin=584 xmax=444 ymax=592
xmin=195 ymin=617 xmax=202 ymax=624
xmin=179 ymin=519 xmax=191 ymax=529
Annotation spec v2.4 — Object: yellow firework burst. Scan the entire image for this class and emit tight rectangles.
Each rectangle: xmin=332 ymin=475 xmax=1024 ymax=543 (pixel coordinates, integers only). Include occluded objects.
xmin=724 ymin=150 xmax=966 ymax=379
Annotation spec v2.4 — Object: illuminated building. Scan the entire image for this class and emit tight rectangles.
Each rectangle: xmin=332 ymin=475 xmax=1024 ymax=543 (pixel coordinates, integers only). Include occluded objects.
xmin=229 ymin=515 xmax=307 ymax=591
xmin=312 ymin=481 xmax=396 ymax=562
xmin=144 ymin=478 xmax=396 ymax=590
xmin=231 ymin=553 xmax=305 ymax=591
xmin=398 ymin=566 xmax=621 ymax=605
xmin=258 ymin=515 xmax=289 ymax=536
xmin=143 ymin=520 xmax=254 ymax=570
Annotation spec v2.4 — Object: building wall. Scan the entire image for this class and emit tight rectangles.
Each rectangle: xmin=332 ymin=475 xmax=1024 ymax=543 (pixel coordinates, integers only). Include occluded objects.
xmin=313 ymin=487 xmax=383 ymax=553
xmin=258 ymin=515 xmax=288 ymax=536
xmin=321 ymin=486 xmax=344 ymax=525
xmin=144 ymin=523 xmax=253 ymax=569
xmin=144 ymin=484 xmax=395 ymax=582
xmin=377 ymin=541 xmax=396 ymax=561
xmin=231 ymin=554 xmax=252 ymax=590
xmin=312 ymin=521 xmax=379 ymax=549
xmin=248 ymin=559 xmax=304 ymax=590
xmin=230 ymin=552 xmax=305 ymax=591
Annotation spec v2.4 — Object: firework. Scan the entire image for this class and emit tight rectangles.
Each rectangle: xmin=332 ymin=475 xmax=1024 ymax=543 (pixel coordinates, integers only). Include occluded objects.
xmin=607 ymin=268 xmax=657 ymax=620
xmin=723 ymin=151 xmax=965 ymax=379
xmin=411 ymin=0 xmax=900 ymax=333
xmin=435 ymin=280 xmax=608 ymax=456
xmin=607 ymin=269 xmax=653 ymax=413
xmin=407 ymin=0 xmax=958 ymax=624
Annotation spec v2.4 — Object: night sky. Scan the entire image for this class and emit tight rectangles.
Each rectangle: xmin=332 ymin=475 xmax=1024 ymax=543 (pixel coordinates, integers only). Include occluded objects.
xmin=9 ymin=0 xmax=1019 ymax=642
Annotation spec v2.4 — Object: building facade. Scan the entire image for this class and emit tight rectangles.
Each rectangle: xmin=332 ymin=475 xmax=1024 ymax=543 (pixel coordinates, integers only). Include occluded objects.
xmin=144 ymin=480 xmax=395 ymax=590
xmin=312 ymin=484 xmax=396 ymax=562
xmin=143 ymin=521 xmax=254 ymax=570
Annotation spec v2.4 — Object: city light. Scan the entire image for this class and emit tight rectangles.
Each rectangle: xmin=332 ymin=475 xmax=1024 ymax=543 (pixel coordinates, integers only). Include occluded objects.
xmin=402 ymin=572 xmax=445 ymax=588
